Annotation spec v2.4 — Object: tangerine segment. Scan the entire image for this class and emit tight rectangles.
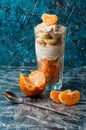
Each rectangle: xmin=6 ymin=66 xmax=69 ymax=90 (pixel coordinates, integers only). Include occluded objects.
xmin=50 ymin=91 xmax=61 ymax=103
xmin=42 ymin=14 xmax=58 ymax=25
xmin=50 ymin=89 xmax=71 ymax=103
xmin=62 ymin=89 xmax=71 ymax=93
xmin=19 ymin=71 xmax=46 ymax=96
xmin=59 ymin=91 xmax=80 ymax=106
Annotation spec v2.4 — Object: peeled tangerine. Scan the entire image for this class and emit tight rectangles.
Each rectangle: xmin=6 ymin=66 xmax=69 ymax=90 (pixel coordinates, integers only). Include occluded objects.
xmin=50 ymin=89 xmax=71 ymax=103
xmin=42 ymin=13 xmax=58 ymax=25
xmin=19 ymin=70 xmax=46 ymax=96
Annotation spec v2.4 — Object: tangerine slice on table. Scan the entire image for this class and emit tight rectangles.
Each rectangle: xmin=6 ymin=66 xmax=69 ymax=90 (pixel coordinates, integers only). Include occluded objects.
xmin=19 ymin=70 xmax=46 ymax=96
xmin=42 ymin=13 xmax=58 ymax=25
xmin=50 ymin=91 xmax=61 ymax=103
xmin=50 ymin=89 xmax=71 ymax=103
xmin=59 ymin=91 xmax=80 ymax=106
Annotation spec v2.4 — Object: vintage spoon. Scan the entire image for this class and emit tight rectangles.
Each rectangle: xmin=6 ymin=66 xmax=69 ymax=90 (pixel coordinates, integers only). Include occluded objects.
xmin=4 ymin=91 xmax=76 ymax=117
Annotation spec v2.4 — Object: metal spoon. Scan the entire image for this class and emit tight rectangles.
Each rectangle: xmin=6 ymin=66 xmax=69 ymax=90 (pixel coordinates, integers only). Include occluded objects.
xmin=4 ymin=91 xmax=75 ymax=117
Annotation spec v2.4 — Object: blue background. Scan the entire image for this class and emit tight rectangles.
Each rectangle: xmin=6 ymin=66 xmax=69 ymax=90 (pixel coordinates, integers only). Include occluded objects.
xmin=0 ymin=0 xmax=86 ymax=67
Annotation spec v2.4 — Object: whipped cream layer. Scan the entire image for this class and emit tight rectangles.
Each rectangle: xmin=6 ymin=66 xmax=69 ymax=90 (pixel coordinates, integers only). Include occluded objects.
xmin=35 ymin=43 xmax=65 ymax=61
xmin=35 ymin=22 xmax=66 ymax=33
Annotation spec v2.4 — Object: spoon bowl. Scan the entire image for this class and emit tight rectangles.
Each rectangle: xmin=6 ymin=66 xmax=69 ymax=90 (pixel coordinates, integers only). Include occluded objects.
xmin=4 ymin=91 xmax=23 ymax=104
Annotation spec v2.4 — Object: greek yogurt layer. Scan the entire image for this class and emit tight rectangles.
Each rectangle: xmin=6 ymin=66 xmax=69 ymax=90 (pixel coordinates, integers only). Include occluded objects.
xmin=35 ymin=43 xmax=65 ymax=61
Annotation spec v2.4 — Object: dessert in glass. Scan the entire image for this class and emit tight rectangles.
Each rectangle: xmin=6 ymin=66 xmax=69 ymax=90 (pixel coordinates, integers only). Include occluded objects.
xmin=34 ymin=14 xmax=66 ymax=90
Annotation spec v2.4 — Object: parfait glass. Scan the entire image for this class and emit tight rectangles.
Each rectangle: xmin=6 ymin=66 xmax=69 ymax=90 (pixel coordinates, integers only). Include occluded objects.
xmin=35 ymin=23 xmax=66 ymax=90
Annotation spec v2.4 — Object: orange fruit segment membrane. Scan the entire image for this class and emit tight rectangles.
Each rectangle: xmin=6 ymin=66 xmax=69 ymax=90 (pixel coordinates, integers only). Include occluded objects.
xmin=50 ymin=91 xmax=61 ymax=103
xmin=59 ymin=91 xmax=80 ymax=106
xmin=38 ymin=58 xmax=62 ymax=85
xmin=50 ymin=89 xmax=71 ymax=103
xmin=19 ymin=70 xmax=46 ymax=96
xmin=29 ymin=70 xmax=46 ymax=89
xmin=42 ymin=13 xmax=58 ymax=25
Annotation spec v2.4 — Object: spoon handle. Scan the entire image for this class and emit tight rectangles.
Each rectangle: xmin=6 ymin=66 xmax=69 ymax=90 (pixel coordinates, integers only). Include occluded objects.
xmin=23 ymin=101 xmax=74 ymax=117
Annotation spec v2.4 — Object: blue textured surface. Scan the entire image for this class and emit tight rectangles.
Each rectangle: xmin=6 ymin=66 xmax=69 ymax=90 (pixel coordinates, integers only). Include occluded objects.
xmin=0 ymin=66 xmax=86 ymax=130
xmin=0 ymin=0 xmax=86 ymax=67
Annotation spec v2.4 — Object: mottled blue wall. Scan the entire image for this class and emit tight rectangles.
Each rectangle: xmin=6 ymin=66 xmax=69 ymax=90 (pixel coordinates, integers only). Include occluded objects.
xmin=0 ymin=0 xmax=86 ymax=67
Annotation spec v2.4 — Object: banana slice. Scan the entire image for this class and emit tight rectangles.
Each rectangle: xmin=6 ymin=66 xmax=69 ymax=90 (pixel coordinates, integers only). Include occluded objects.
xmin=44 ymin=39 xmax=57 ymax=45
xmin=36 ymin=37 xmax=46 ymax=46
xmin=50 ymin=32 xmax=63 ymax=45
xmin=50 ymin=32 xmax=62 ymax=39
xmin=57 ymin=37 xmax=63 ymax=45
xmin=36 ymin=31 xmax=50 ymax=39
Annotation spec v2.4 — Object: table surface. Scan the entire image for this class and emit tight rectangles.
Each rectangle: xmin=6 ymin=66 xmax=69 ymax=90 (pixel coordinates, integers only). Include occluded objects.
xmin=0 ymin=66 xmax=86 ymax=130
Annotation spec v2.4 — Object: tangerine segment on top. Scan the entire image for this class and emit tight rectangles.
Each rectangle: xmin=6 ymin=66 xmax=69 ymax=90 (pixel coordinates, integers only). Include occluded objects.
xmin=19 ymin=70 xmax=46 ymax=96
xmin=42 ymin=13 xmax=58 ymax=25
xmin=50 ymin=89 xmax=71 ymax=103
xmin=59 ymin=91 xmax=80 ymax=106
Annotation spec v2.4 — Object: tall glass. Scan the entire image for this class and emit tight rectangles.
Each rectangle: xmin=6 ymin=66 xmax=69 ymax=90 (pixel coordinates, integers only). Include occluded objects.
xmin=35 ymin=23 xmax=66 ymax=90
